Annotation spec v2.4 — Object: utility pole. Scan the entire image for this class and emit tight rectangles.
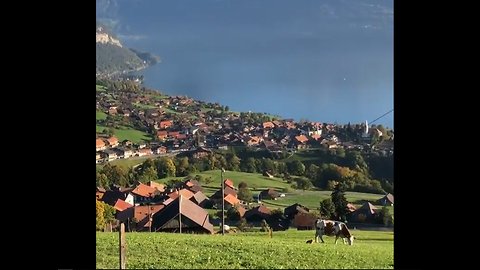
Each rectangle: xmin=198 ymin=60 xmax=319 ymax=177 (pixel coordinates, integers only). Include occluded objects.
xmin=221 ymin=168 xmax=225 ymax=236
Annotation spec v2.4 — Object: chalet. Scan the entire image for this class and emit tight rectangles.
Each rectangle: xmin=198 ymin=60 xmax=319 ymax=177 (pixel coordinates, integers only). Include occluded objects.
xmin=189 ymin=191 xmax=210 ymax=208
xmin=130 ymin=183 xmax=158 ymax=205
xmin=347 ymin=203 xmax=357 ymax=213
xmin=96 ymin=139 xmax=106 ymax=151
xmin=262 ymin=140 xmax=282 ymax=152
xmin=113 ymin=199 xmax=133 ymax=212
xmin=293 ymin=212 xmax=318 ymax=230
xmin=114 ymin=147 xmax=133 ymax=159
xmin=147 ymin=181 xmax=166 ymax=193
xmin=168 ymin=188 xmax=195 ymax=200
xmin=377 ymin=193 xmax=394 ymax=206
xmin=191 ymin=147 xmax=212 ymax=159
xmin=349 ymin=202 xmax=378 ymax=223
xmin=102 ymin=149 xmax=118 ymax=161
xmin=262 ymin=121 xmax=275 ymax=129
xmin=154 ymin=146 xmax=167 ymax=154
xmin=101 ymin=187 xmax=135 ymax=206
xmin=294 ymin=135 xmax=309 ymax=149
xmin=108 ymin=106 xmax=118 ymax=115
xmin=284 ymin=203 xmax=309 ymax=219
xmin=210 ymin=186 xmax=237 ymax=200
xmin=152 ymin=195 xmax=214 ymax=234
xmin=96 ymin=152 xmax=103 ymax=164
xmin=137 ymin=148 xmax=153 ymax=157
xmin=160 ymin=120 xmax=173 ymax=129
xmin=259 ymin=188 xmax=280 ymax=200
xmin=223 ymin=179 xmax=235 ymax=189
xmin=122 ymin=140 xmax=133 ymax=147
xmin=157 ymin=130 xmax=168 ymax=140
xmin=244 ymin=205 xmax=271 ymax=222
xmin=106 ymin=136 xmax=119 ymax=148
xmin=221 ymin=194 xmax=240 ymax=209
xmin=131 ymin=205 xmax=165 ymax=231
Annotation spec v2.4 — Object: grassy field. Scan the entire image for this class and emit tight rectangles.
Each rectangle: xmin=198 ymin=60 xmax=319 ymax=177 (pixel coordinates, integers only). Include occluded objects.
xmin=96 ymin=156 xmax=154 ymax=170
xmin=157 ymin=170 xmax=386 ymax=209
xmin=96 ymin=125 xmax=151 ymax=143
xmin=96 ymin=229 xmax=393 ymax=269
xmin=96 ymin=110 xmax=107 ymax=121
xmin=96 ymin=85 xmax=107 ymax=92
xmin=158 ymin=170 xmax=291 ymax=195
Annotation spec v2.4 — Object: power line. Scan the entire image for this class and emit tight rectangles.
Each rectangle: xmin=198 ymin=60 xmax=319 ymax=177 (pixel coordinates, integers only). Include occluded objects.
xmin=370 ymin=109 xmax=393 ymax=125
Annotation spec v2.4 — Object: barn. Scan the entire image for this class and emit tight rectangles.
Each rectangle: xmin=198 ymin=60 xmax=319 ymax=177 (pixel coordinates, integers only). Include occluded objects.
xmin=152 ymin=195 xmax=214 ymax=234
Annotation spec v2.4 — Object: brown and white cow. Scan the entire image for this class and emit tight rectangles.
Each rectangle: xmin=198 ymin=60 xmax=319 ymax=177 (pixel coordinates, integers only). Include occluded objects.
xmin=314 ymin=219 xmax=354 ymax=245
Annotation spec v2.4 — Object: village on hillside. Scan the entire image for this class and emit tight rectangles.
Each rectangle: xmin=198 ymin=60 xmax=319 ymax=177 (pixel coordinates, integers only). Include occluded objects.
xmin=96 ymin=83 xmax=394 ymax=164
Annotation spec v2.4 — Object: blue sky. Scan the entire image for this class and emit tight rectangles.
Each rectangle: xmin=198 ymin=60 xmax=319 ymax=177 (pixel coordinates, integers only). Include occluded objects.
xmin=97 ymin=0 xmax=393 ymax=128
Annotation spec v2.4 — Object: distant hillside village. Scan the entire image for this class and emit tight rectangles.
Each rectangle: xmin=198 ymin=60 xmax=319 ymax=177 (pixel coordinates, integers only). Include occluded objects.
xmin=96 ymin=80 xmax=393 ymax=164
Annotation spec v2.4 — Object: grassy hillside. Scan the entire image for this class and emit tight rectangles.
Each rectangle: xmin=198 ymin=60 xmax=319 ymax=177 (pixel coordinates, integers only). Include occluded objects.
xmin=96 ymin=229 xmax=393 ymax=269
xmin=96 ymin=125 xmax=151 ymax=143
xmin=157 ymin=170 xmax=386 ymax=209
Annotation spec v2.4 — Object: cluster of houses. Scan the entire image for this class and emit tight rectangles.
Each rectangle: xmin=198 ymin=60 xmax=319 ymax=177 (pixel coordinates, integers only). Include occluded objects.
xmin=96 ymin=89 xmax=394 ymax=163
xmin=96 ymin=175 xmax=394 ymax=233
xmin=96 ymin=136 xmax=171 ymax=163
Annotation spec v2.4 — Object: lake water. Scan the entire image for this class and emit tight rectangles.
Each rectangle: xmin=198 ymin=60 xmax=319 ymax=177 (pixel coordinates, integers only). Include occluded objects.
xmin=98 ymin=0 xmax=394 ymax=128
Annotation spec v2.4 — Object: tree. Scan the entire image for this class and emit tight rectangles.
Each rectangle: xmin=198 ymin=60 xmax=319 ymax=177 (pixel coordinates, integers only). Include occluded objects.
xmin=226 ymin=205 xmax=241 ymax=221
xmin=102 ymin=163 xmax=128 ymax=187
xmin=96 ymin=172 xmax=109 ymax=188
xmin=96 ymin=199 xmax=105 ymax=231
xmin=155 ymin=157 xmax=176 ymax=178
xmin=242 ymin=157 xmax=257 ymax=173
xmin=295 ymin=177 xmax=313 ymax=190
xmin=138 ymin=166 xmax=158 ymax=183
xmin=237 ymin=188 xmax=253 ymax=203
xmin=226 ymin=153 xmax=241 ymax=171
xmin=378 ymin=206 xmax=393 ymax=226
xmin=319 ymin=198 xmax=335 ymax=219
xmin=103 ymin=203 xmax=116 ymax=226
xmin=238 ymin=181 xmax=248 ymax=189
xmin=287 ymin=160 xmax=305 ymax=176
xmin=306 ymin=164 xmax=319 ymax=180
xmin=331 ymin=182 xmax=349 ymax=222
xmin=175 ymin=157 xmax=190 ymax=177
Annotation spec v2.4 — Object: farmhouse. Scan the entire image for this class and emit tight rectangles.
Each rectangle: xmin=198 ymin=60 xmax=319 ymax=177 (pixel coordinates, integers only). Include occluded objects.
xmin=284 ymin=203 xmax=309 ymax=219
xmin=259 ymin=188 xmax=280 ymax=200
xmin=152 ymin=195 xmax=214 ymax=234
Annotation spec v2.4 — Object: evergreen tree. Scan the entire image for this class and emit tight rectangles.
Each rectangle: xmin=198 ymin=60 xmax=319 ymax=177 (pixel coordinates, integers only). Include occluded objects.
xmin=331 ymin=182 xmax=349 ymax=222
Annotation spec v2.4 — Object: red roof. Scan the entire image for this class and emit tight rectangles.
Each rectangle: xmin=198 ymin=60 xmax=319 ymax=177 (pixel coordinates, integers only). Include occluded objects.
xmin=147 ymin=181 xmax=165 ymax=192
xmin=295 ymin=135 xmax=309 ymax=144
xmin=168 ymin=189 xmax=194 ymax=200
xmin=134 ymin=205 xmax=165 ymax=229
xmin=106 ymin=136 xmax=118 ymax=145
xmin=224 ymin=179 xmax=235 ymax=189
xmin=224 ymin=194 xmax=240 ymax=206
xmin=96 ymin=139 xmax=105 ymax=148
xmin=113 ymin=199 xmax=133 ymax=212
xmin=131 ymin=183 xmax=157 ymax=198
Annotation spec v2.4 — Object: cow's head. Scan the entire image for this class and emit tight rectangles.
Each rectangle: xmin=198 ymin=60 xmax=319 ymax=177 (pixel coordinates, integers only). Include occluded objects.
xmin=346 ymin=235 xmax=354 ymax=245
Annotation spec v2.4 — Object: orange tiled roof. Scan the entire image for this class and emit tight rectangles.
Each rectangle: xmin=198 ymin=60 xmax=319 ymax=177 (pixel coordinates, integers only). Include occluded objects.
xmin=113 ymin=199 xmax=133 ymax=212
xmin=295 ymin=135 xmax=309 ymax=144
xmin=224 ymin=194 xmax=240 ymax=206
xmin=131 ymin=183 xmax=157 ymax=198
xmin=96 ymin=139 xmax=105 ymax=147
xmin=224 ymin=179 xmax=235 ymax=189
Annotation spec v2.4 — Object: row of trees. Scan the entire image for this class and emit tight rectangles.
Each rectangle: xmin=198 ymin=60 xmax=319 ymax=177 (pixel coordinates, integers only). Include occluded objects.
xmin=96 ymin=149 xmax=392 ymax=195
